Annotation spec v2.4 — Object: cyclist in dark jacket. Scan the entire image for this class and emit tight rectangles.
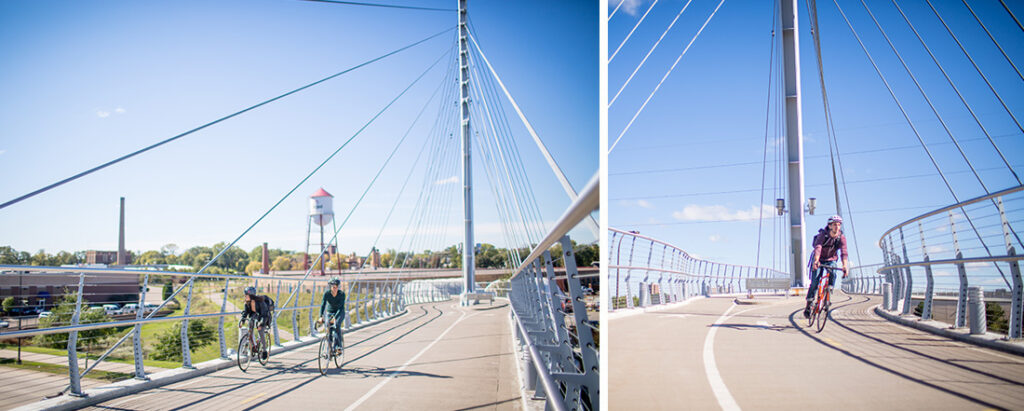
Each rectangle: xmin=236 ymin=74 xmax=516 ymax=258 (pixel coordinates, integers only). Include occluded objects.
xmin=805 ymin=215 xmax=850 ymax=317
xmin=240 ymin=286 xmax=273 ymax=360
xmin=317 ymin=278 xmax=346 ymax=355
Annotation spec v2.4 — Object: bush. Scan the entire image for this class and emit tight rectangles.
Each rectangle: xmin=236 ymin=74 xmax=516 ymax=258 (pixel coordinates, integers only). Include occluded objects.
xmin=151 ymin=320 xmax=218 ymax=361
xmin=162 ymin=283 xmax=173 ymax=301
xmin=1 ymin=297 xmax=13 ymax=314
xmin=987 ymin=302 xmax=1009 ymax=334
xmin=33 ymin=290 xmax=115 ymax=350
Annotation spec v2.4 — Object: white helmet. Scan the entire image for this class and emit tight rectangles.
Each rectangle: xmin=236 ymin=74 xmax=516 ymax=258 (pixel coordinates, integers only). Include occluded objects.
xmin=828 ymin=215 xmax=843 ymax=224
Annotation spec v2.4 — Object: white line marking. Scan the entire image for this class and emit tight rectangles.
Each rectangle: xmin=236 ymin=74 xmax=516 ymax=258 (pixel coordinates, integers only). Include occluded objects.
xmin=703 ymin=302 xmax=741 ymax=411
xmin=345 ymin=308 xmax=473 ymax=410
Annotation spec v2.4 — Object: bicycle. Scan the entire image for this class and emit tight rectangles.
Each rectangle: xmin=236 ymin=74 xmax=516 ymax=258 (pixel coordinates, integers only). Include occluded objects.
xmin=237 ymin=316 xmax=270 ymax=372
xmin=807 ymin=265 xmax=844 ymax=332
xmin=317 ymin=314 xmax=344 ymax=375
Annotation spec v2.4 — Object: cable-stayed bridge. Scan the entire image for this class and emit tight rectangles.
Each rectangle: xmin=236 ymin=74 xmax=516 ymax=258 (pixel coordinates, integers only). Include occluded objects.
xmin=609 ymin=0 xmax=1022 ymax=408
xmin=0 ymin=1 xmax=597 ymax=410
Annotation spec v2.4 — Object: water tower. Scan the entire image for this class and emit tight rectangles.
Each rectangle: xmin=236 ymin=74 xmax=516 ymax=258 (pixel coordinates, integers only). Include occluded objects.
xmin=306 ymin=187 xmax=335 ymax=276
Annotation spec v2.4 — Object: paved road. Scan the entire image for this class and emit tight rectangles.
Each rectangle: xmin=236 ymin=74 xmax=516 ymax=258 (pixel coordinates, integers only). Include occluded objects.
xmin=84 ymin=301 xmax=520 ymax=411
xmin=610 ymin=293 xmax=1024 ymax=410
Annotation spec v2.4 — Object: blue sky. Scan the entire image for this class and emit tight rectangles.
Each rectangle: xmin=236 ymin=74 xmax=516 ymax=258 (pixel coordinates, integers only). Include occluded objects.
xmin=0 ymin=0 xmax=597 ymax=257
xmin=608 ymin=0 xmax=1023 ymax=284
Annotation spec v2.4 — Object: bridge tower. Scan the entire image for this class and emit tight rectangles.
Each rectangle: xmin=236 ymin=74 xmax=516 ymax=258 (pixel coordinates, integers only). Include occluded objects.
xmin=781 ymin=0 xmax=807 ymax=287
xmin=458 ymin=0 xmax=476 ymax=305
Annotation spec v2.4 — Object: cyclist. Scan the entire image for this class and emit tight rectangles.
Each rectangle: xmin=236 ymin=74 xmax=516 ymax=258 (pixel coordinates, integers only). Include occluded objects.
xmin=239 ymin=286 xmax=273 ymax=360
xmin=317 ymin=277 xmax=346 ymax=356
xmin=804 ymin=215 xmax=850 ymax=318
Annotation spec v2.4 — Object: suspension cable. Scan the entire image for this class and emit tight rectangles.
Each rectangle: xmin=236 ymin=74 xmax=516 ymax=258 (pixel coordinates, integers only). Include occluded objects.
xmin=834 ymin=0 xmax=1012 ymax=288
xmin=756 ymin=0 xmax=779 ymax=270
xmin=891 ymin=0 xmax=1020 ymax=185
xmin=609 ymin=0 xmax=727 ymax=153
xmin=609 ymin=0 xmax=627 ymax=20
xmin=925 ymin=0 xmax=1024 ymax=137
xmin=1000 ymin=0 xmax=1024 ymax=32
xmin=961 ymin=0 xmax=1023 ymax=82
xmin=0 ymin=27 xmax=454 ymax=211
xmin=299 ymin=0 xmax=455 ymax=12
xmin=609 ymin=0 xmax=694 ymax=107
xmin=610 ymin=0 xmax=660 ymax=62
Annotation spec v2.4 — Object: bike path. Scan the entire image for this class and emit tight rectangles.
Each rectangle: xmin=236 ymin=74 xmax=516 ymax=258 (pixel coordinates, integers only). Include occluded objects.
xmin=610 ymin=294 xmax=1024 ymax=410
xmin=84 ymin=301 xmax=520 ymax=411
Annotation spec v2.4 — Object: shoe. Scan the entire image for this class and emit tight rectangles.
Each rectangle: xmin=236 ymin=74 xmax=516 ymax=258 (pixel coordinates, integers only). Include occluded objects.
xmin=261 ymin=350 xmax=269 ymax=361
xmin=334 ymin=348 xmax=342 ymax=356
xmin=803 ymin=302 xmax=811 ymax=318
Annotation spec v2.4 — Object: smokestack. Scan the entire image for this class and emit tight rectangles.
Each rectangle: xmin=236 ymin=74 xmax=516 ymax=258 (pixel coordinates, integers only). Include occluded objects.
xmin=262 ymin=242 xmax=270 ymax=274
xmin=117 ymin=197 xmax=126 ymax=266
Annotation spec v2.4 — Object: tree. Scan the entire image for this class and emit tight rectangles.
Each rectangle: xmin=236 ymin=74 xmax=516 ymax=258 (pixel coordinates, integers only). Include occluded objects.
xmin=33 ymin=290 xmax=115 ymax=350
xmin=244 ymin=260 xmax=261 ymax=274
xmin=1 ymin=297 xmax=14 ymax=314
xmin=162 ymin=283 xmax=174 ymax=301
xmin=574 ymin=242 xmax=599 ymax=267
xmin=160 ymin=244 xmax=179 ymax=256
xmin=272 ymin=256 xmax=293 ymax=271
xmin=151 ymin=320 xmax=217 ymax=361
xmin=987 ymin=302 xmax=1009 ymax=333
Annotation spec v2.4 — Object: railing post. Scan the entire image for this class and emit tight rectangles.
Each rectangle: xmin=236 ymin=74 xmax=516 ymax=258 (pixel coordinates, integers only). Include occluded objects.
xmin=67 ymin=271 xmax=86 ymax=397
xmin=180 ymin=279 xmax=194 ymax=369
xmin=899 ymin=227 xmax=914 ymax=315
xmin=625 ymin=236 xmax=636 ymax=308
xmin=951 ymin=211 xmax=969 ymax=328
xmin=919 ymin=221 xmax=934 ymax=320
xmin=134 ymin=273 xmax=151 ymax=379
xmin=883 ymin=282 xmax=892 ymax=310
xmin=309 ymin=284 xmax=317 ymax=337
xmin=290 ymin=283 xmax=299 ymax=341
xmin=273 ymin=280 xmax=282 ymax=346
xmin=997 ymin=197 xmax=1023 ymax=339
xmin=218 ymin=278 xmax=229 ymax=359
xmin=560 ymin=235 xmax=599 ymax=409
xmin=344 ymin=282 xmax=352 ymax=328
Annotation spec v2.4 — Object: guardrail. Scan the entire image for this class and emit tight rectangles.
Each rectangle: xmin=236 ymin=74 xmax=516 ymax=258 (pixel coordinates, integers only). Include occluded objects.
xmin=508 ymin=174 xmax=599 ymax=411
xmin=0 ymin=265 xmax=458 ymax=397
xmin=841 ymin=264 xmax=886 ymax=295
xmin=607 ymin=228 xmax=789 ymax=310
xmin=875 ymin=184 xmax=1024 ymax=338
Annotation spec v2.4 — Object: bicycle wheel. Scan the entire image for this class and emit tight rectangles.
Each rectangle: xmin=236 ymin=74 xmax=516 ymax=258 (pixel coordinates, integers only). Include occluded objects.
xmin=318 ymin=334 xmax=331 ymax=376
xmin=816 ymin=291 xmax=830 ymax=332
xmin=333 ymin=333 xmax=344 ymax=369
xmin=258 ymin=330 xmax=269 ymax=366
xmin=237 ymin=337 xmax=252 ymax=372
xmin=805 ymin=297 xmax=816 ymax=327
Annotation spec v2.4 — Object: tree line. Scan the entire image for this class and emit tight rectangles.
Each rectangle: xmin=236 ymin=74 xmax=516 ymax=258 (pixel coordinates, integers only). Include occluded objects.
xmin=0 ymin=241 xmax=599 ymax=275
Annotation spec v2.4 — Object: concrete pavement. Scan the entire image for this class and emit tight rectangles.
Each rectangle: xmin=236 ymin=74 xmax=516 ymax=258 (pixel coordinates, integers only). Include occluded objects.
xmin=82 ymin=301 xmax=520 ymax=411
xmin=610 ymin=293 xmax=1024 ymax=410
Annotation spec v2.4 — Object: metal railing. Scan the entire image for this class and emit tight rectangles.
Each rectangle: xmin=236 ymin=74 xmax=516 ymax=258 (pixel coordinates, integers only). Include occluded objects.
xmin=607 ymin=228 xmax=789 ymax=310
xmin=508 ymin=174 xmax=599 ymax=411
xmin=0 ymin=265 xmax=458 ymax=397
xmin=875 ymin=184 xmax=1024 ymax=338
xmin=841 ymin=264 xmax=885 ymax=294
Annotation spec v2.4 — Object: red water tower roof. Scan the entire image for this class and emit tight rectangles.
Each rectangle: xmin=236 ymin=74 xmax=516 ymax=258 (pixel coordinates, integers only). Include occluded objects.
xmin=311 ymin=187 xmax=333 ymax=198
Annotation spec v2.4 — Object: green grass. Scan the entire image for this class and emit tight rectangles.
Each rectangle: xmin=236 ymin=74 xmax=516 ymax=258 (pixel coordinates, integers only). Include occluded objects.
xmin=0 ymin=358 xmax=132 ymax=382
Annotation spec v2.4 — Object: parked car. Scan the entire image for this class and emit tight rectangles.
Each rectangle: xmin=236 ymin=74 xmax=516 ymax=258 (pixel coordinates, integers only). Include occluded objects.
xmin=0 ymin=320 xmax=9 ymax=328
xmin=38 ymin=311 xmax=52 ymax=319
xmin=143 ymin=303 xmax=160 ymax=314
xmin=88 ymin=306 xmax=105 ymax=314
xmin=102 ymin=304 xmax=120 ymax=315
xmin=119 ymin=303 xmax=139 ymax=315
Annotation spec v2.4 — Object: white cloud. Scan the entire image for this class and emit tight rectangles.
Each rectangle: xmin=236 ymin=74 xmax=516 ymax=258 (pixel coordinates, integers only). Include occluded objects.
xmin=925 ymin=245 xmax=946 ymax=255
xmin=434 ymin=176 xmax=458 ymax=185
xmin=0 ymin=150 xmax=5 ymax=156
xmin=709 ymin=234 xmax=722 ymax=243
xmin=636 ymin=199 xmax=653 ymax=209
xmin=616 ymin=0 xmax=645 ymax=16
xmin=96 ymin=110 xmax=110 ymax=118
xmin=671 ymin=204 xmax=775 ymax=222
xmin=115 ymin=107 xmax=126 ymax=114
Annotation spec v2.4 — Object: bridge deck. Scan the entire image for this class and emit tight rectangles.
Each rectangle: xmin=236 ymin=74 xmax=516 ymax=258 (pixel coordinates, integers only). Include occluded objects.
xmin=81 ymin=301 xmax=520 ymax=411
xmin=610 ymin=294 xmax=1024 ymax=410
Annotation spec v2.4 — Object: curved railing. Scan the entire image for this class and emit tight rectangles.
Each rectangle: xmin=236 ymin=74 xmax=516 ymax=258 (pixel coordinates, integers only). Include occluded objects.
xmin=508 ymin=173 xmax=599 ymax=411
xmin=0 ymin=265 xmax=458 ymax=397
xmin=607 ymin=228 xmax=789 ymax=310
xmin=875 ymin=184 xmax=1024 ymax=338
xmin=841 ymin=264 xmax=886 ymax=294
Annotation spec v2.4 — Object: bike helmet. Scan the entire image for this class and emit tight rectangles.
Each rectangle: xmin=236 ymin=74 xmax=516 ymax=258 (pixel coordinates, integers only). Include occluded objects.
xmin=244 ymin=286 xmax=257 ymax=296
xmin=328 ymin=277 xmax=341 ymax=286
xmin=827 ymin=215 xmax=843 ymax=224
